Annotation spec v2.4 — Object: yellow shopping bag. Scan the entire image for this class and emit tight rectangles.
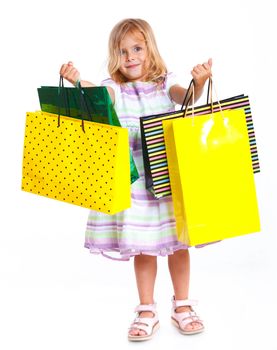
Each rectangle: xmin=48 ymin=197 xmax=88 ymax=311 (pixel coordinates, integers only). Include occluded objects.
xmin=163 ymin=108 xmax=260 ymax=246
xmin=22 ymin=111 xmax=131 ymax=214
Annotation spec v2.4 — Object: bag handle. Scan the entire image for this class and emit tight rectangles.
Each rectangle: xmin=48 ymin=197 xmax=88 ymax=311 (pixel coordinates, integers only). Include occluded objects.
xmin=181 ymin=78 xmax=213 ymax=111
xmin=182 ymin=77 xmax=224 ymax=118
xmin=58 ymin=76 xmax=92 ymax=132
xmin=206 ymin=78 xmax=215 ymax=114
xmin=183 ymin=80 xmax=195 ymax=119
xmin=207 ymin=77 xmax=212 ymax=105
xmin=57 ymin=75 xmax=71 ymax=121
xmin=206 ymin=78 xmax=224 ymax=117
xmin=180 ymin=79 xmax=195 ymax=110
xmin=181 ymin=77 xmax=225 ymax=123
xmin=76 ymin=80 xmax=93 ymax=132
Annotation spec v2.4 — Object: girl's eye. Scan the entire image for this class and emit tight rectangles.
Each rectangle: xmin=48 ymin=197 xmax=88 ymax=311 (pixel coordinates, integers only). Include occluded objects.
xmin=119 ymin=46 xmax=143 ymax=56
xmin=133 ymin=46 xmax=142 ymax=53
xmin=120 ymin=49 xmax=126 ymax=56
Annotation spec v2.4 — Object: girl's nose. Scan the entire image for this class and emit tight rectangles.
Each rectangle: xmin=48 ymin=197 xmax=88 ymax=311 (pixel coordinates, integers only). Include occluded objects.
xmin=126 ymin=52 xmax=134 ymax=61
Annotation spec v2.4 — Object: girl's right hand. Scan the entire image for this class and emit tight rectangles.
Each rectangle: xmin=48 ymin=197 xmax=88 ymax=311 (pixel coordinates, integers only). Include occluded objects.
xmin=59 ymin=61 xmax=80 ymax=86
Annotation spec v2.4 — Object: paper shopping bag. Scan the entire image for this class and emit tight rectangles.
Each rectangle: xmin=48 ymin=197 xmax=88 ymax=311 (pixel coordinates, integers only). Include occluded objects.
xmin=140 ymin=94 xmax=260 ymax=199
xmin=163 ymin=109 xmax=260 ymax=245
xmin=21 ymin=111 xmax=131 ymax=214
xmin=38 ymin=83 xmax=139 ymax=184
xmin=38 ymin=84 xmax=119 ymax=124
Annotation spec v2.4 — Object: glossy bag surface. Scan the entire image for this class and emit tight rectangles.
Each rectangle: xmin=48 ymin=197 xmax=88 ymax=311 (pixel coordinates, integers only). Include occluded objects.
xmin=163 ymin=109 xmax=260 ymax=245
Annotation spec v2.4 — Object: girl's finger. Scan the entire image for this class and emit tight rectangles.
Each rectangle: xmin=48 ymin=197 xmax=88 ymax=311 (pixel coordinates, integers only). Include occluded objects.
xmin=59 ymin=64 xmax=68 ymax=75
xmin=202 ymin=62 xmax=211 ymax=70
xmin=64 ymin=67 xmax=76 ymax=79
xmin=191 ymin=70 xmax=198 ymax=79
xmin=193 ymin=66 xmax=202 ymax=74
xmin=60 ymin=62 xmax=75 ymax=76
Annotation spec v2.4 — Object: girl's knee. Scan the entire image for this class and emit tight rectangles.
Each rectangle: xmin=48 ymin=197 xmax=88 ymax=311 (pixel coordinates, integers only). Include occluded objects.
xmin=135 ymin=254 xmax=157 ymax=263
xmin=170 ymin=249 xmax=189 ymax=259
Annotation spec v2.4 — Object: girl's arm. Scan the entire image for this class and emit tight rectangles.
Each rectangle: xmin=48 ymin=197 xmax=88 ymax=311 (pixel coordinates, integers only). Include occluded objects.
xmin=169 ymin=83 xmax=204 ymax=105
xmin=169 ymin=58 xmax=212 ymax=105
xmin=59 ymin=61 xmax=115 ymax=104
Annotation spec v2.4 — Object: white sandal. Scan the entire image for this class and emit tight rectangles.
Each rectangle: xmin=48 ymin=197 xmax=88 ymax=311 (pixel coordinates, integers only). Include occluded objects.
xmin=128 ymin=303 xmax=160 ymax=342
xmin=171 ymin=297 xmax=204 ymax=335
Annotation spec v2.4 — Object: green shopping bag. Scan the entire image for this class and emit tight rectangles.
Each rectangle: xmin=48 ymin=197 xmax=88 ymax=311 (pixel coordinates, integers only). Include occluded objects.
xmin=38 ymin=78 xmax=139 ymax=184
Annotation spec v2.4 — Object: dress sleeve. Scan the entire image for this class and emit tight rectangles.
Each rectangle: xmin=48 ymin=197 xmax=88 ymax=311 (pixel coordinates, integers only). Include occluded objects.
xmin=165 ymin=72 xmax=179 ymax=104
xmin=101 ymin=78 xmax=120 ymax=106
xmin=165 ymin=72 xmax=179 ymax=93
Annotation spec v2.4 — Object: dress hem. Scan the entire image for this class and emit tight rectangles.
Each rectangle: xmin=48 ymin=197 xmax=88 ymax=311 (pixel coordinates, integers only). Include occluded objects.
xmin=84 ymin=242 xmax=191 ymax=261
xmin=84 ymin=240 xmax=220 ymax=261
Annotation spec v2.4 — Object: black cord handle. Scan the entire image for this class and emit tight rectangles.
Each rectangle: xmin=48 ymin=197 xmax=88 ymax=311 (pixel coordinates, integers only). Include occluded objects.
xmin=181 ymin=77 xmax=213 ymax=116
xmin=57 ymin=76 xmax=92 ymax=132
xmin=206 ymin=78 xmax=213 ymax=114
xmin=57 ymin=75 xmax=70 ymax=127
xmin=180 ymin=79 xmax=195 ymax=111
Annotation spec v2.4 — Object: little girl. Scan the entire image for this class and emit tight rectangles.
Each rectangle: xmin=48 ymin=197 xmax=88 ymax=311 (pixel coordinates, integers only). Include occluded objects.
xmin=60 ymin=18 xmax=212 ymax=341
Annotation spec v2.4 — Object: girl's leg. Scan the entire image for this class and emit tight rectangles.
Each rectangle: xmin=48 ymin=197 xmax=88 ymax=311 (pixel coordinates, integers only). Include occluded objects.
xmin=129 ymin=254 xmax=157 ymax=336
xmin=168 ymin=249 xmax=190 ymax=299
xmin=168 ymin=249 xmax=202 ymax=331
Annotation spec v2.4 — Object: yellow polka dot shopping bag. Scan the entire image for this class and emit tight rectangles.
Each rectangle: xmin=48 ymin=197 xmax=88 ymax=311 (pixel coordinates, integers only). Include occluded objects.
xmin=21 ymin=110 xmax=131 ymax=214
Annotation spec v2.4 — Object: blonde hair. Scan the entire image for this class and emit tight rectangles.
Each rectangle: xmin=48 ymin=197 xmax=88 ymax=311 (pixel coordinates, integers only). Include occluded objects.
xmin=108 ymin=18 xmax=167 ymax=84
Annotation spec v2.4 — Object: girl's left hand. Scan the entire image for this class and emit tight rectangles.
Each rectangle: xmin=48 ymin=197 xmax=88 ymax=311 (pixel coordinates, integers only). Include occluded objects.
xmin=191 ymin=58 xmax=212 ymax=87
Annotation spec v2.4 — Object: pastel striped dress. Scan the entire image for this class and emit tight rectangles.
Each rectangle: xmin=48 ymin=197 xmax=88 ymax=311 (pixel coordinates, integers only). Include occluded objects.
xmin=84 ymin=73 xmax=193 ymax=260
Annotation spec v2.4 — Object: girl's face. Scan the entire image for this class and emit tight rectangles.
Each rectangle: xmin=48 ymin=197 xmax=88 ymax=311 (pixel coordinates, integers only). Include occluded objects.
xmin=118 ymin=31 xmax=148 ymax=82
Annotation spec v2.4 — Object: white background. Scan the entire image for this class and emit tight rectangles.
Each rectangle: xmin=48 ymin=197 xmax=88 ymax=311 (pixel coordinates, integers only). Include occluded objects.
xmin=0 ymin=0 xmax=276 ymax=349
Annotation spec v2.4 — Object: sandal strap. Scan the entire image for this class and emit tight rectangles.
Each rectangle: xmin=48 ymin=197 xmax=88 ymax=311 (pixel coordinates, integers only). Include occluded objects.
xmin=130 ymin=319 xmax=159 ymax=335
xmin=172 ymin=309 xmax=203 ymax=328
xmin=128 ymin=303 xmax=159 ymax=337
xmin=134 ymin=303 xmax=157 ymax=313
xmin=129 ymin=316 xmax=159 ymax=336
xmin=172 ymin=297 xmax=198 ymax=308
xmin=179 ymin=313 xmax=203 ymax=328
xmin=129 ymin=323 xmax=150 ymax=335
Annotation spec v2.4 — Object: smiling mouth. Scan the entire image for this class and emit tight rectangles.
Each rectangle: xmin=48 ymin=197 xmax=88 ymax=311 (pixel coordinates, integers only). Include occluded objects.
xmin=126 ymin=64 xmax=139 ymax=69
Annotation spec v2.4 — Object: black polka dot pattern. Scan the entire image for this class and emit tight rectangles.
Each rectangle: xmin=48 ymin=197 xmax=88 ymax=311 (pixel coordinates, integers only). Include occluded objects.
xmin=21 ymin=111 xmax=131 ymax=213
